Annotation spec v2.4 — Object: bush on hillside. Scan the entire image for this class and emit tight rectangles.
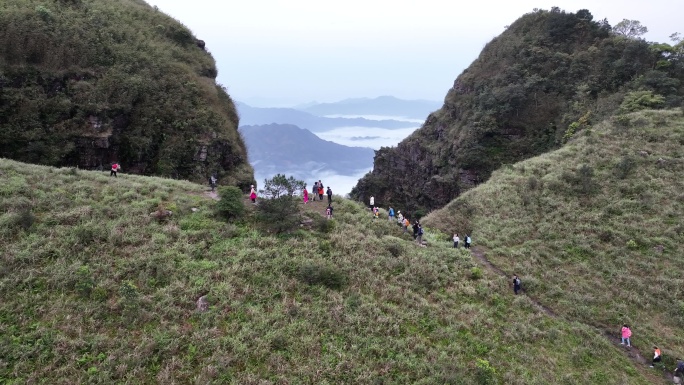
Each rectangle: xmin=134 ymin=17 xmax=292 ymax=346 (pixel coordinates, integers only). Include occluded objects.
xmin=297 ymin=263 xmax=346 ymax=290
xmin=619 ymin=91 xmax=665 ymax=113
xmin=216 ymin=186 xmax=245 ymax=220
xmin=256 ymin=196 xmax=301 ymax=234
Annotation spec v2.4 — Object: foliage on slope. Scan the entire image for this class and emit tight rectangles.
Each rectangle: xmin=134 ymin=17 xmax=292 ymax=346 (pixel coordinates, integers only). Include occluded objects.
xmin=423 ymin=109 xmax=684 ymax=373
xmin=352 ymin=8 xmax=684 ymax=216
xmin=0 ymin=0 xmax=253 ymax=187
xmin=0 ymin=158 xmax=661 ymax=384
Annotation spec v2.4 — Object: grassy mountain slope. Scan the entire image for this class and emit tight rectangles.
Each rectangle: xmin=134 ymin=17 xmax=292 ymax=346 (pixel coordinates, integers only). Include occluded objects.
xmin=351 ymin=8 xmax=684 ymax=216
xmin=423 ymin=109 xmax=684 ymax=372
xmin=0 ymin=0 xmax=252 ymax=187
xmin=0 ymin=158 xmax=658 ymax=384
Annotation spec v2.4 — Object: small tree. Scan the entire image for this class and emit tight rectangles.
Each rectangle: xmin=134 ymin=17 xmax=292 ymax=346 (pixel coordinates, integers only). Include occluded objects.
xmin=216 ymin=186 xmax=245 ymax=220
xmin=260 ymin=174 xmax=305 ymax=198
xmin=612 ymin=19 xmax=648 ymax=39
xmin=256 ymin=174 xmax=304 ymax=234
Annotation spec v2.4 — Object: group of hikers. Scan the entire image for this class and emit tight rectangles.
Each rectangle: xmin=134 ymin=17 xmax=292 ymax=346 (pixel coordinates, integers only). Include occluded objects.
xmin=370 ymin=196 xmax=423 ymax=244
xmin=621 ymin=324 xmax=684 ymax=377
xmin=303 ymin=180 xmax=334 ymax=219
xmin=451 ymin=233 xmax=472 ymax=249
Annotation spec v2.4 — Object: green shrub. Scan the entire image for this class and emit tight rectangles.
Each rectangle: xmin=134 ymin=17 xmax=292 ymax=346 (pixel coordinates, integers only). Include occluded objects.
xmin=256 ymin=196 xmax=301 ymax=234
xmin=470 ymin=267 xmax=484 ymax=280
xmin=619 ymin=91 xmax=665 ymax=113
xmin=613 ymin=156 xmax=636 ymax=179
xmin=297 ymin=263 xmax=346 ymax=290
xmin=475 ymin=359 xmax=498 ymax=385
xmin=216 ymin=186 xmax=245 ymax=219
xmin=74 ymin=265 xmax=94 ymax=298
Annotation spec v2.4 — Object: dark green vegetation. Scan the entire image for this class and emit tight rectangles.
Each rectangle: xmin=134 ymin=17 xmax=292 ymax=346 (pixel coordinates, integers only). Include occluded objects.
xmin=0 ymin=158 xmax=661 ymax=384
xmin=0 ymin=0 xmax=253 ymax=187
xmin=424 ymin=109 xmax=684 ymax=381
xmin=352 ymin=8 xmax=684 ymax=215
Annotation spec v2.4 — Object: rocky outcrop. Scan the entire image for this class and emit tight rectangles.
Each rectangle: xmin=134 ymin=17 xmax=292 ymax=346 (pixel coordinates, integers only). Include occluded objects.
xmin=351 ymin=8 xmax=683 ymax=214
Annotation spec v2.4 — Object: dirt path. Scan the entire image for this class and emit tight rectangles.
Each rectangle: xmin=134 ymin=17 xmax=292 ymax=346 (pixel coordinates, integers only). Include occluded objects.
xmin=204 ymin=190 xmax=219 ymax=200
xmin=470 ymin=246 xmax=671 ymax=383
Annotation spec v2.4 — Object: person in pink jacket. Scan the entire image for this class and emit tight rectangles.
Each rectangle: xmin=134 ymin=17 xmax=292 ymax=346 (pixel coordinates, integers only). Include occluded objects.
xmin=621 ymin=324 xmax=632 ymax=347
xmin=302 ymin=186 xmax=309 ymax=204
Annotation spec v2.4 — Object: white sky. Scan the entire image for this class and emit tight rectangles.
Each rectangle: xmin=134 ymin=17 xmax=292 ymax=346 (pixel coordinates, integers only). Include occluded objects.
xmin=145 ymin=0 xmax=683 ymax=106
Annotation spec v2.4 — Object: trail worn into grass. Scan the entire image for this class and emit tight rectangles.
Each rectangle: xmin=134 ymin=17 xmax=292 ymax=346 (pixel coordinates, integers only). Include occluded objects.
xmin=470 ymin=246 xmax=671 ymax=383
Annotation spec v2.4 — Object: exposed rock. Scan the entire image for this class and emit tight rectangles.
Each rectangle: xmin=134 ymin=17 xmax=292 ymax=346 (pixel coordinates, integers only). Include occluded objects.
xmin=196 ymin=295 xmax=208 ymax=312
xmin=653 ymin=244 xmax=664 ymax=253
xmin=196 ymin=39 xmax=206 ymax=50
xmin=639 ymin=150 xmax=649 ymax=157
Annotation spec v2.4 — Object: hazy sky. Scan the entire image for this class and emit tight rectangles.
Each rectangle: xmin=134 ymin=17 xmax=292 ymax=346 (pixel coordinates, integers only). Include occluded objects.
xmin=145 ymin=0 xmax=683 ymax=106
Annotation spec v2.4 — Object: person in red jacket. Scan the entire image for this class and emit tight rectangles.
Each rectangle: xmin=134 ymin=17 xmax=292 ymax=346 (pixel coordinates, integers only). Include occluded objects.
xmin=110 ymin=162 xmax=120 ymax=177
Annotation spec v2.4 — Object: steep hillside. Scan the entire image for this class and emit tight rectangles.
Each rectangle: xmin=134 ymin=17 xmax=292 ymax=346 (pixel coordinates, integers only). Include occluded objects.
xmin=0 ymin=0 xmax=253 ymax=187
xmin=0 ymin=158 xmax=661 ymax=384
xmin=352 ymin=8 xmax=684 ymax=215
xmin=423 ymin=109 xmax=684 ymax=373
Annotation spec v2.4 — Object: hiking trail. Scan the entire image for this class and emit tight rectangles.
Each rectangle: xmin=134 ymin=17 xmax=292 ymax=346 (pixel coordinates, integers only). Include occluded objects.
xmin=470 ymin=246 xmax=672 ymax=383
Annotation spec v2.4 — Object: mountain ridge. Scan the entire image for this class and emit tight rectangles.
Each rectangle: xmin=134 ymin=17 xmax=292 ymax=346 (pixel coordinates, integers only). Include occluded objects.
xmin=350 ymin=8 xmax=684 ymax=215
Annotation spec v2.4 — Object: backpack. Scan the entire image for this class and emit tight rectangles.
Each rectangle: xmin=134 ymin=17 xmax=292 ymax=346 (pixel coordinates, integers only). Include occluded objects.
xmin=418 ymin=227 xmax=424 ymax=235
xmin=514 ymin=278 xmax=521 ymax=286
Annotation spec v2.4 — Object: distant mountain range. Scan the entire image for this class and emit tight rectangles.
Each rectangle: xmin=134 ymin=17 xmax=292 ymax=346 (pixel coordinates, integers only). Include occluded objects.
xmin=236 ymin=102 xmax=416 ymax=132
xmin=239 ymin=124 xmax=374 ymax=183
xmin=300 ymin=96 xmax=442 ymax=119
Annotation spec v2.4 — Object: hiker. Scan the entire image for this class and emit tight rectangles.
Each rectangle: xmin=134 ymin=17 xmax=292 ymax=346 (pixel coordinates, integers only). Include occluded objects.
xmin=326 ymin=204 xmax=333 ymax=219
xmin=513 ymin=275 xmax=522 ymax=295
xmin=311 ymin=182 xmax=318 ymax=200
xmin=674 ymin=358 xmax=684 ymax=379
xmin=303 ymin=185 xmax=309 ymax=204
xmin=416 ymin=224 xmax=424 ymax=244
xmin=403 ymin=217 xmax=410 ymax=233
xmin=412 ymin=221 xmax=419 ymax=239
xmin=209 ymin=175 xmax=217 ymax=192
xmin=369 ymin=196 xmax=375 ymax=210
xmin=453 ymin=233 xmax=459 ymax=248
xmin=651 ymin=346 xmax=662 ymax=368
xmin=464 ymin=234 xmax=472 ymax=249
xmin=110 ymin=162 xmax=120 ymax=177
xmin=326 ymin=186 xmax=333 ymax=204
xmin=397 ymin=210 xmax=404 ymax=225
xmin=249 ymin=185 xmax=257 ymax=204
xmin=373 ymin=206 xmax=379 ymax=219
xmin=388 ymin=207 xmax=395 ymax=222
xmin=621 ymin=324 xmax=632 ymax=347
xmin=318 ymin=184 xmax=324 ymax=201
